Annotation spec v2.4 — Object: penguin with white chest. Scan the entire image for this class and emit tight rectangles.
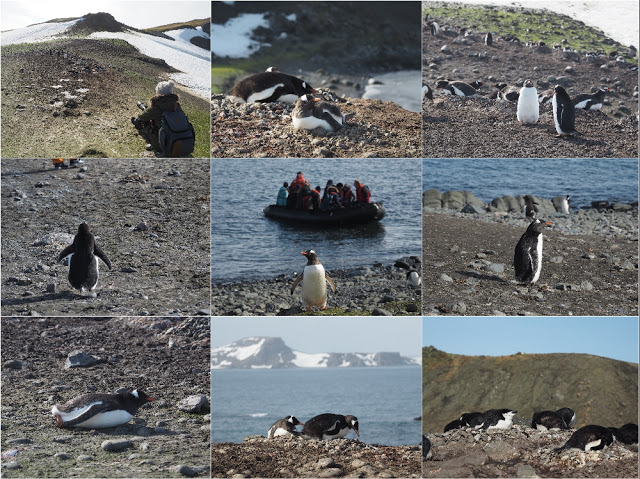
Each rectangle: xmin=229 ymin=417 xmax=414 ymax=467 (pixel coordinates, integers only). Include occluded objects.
xmin=290 ymin=250 xmax=337 ymax=311
xmin=268 ymin=415 xmax=304 ymax=439
xmin=228 ymin=71 xmax=316 ymax=103
xmin=292 ymin=95 xmax=346 ymax=132
xmin=531 ymin=410 xmax=571 ymax=431
xmin=514 ymin=219 xmax=552 ymax=285
xmin=301 ymin=413 xmax=359 ymax=440
xmin=552 ymin=85 xmax=579 ymax=136
xmin=51 ymin=389 xmax=154 ymax=428
xmin=560 ymin=195 xmax=571 ymax=214
xmin=517 ymin=79 xmax=539 ymax=124
xmin=57 ymin=222 xmax=111 ymax=295
xmin=554 ymin=425 xmax=613 ymax=452
xmin=468 ymin=409 xmax=517 ymax=430
xmin=573 ymin=87 xmax=609 ymax=111
xmin=436 ymin=80 xmax=479 ymax=97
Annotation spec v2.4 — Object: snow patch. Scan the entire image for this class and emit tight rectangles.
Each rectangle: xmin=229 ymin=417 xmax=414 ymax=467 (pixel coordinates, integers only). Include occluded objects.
xmin=291 ymin=351 xmax=329 ymax=368
xmin=211 ymin=13 xmax=270 ymax=58
xmin=1 ymin=18 xmax=80 ymax=46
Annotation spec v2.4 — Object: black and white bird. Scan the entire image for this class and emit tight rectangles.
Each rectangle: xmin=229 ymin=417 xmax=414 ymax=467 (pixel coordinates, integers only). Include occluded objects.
xmin=422 ymin=435 xmax=433 ymax=460
xmin=425 ymin=14 xmax=439 ymax=35
xmin=290 ymin=250 xmax=337 ymax=311
xmin=552 ymin=85 xmax=579 ymax=136
xmin=407 ymin=269 xmax=421 ymax=287
xmin=514 ymin=219 xmax=552 ymax=285
xmin=291 ymin=95 xmax=346 ymax=132
xmin=436 ymin=80 xmax=480 ymax=97
xmin=444 ymin=412 xmax=483 ymax=432
xmin=422 ymin=83 xmax=434 ymax=102
xmin=554 ymin=425 xmax=613 ymax=452
xmin=468 ymin=409 xmax=517 ymax=430
xmin=609 ymin=423 xmax=638 ymax=444
xmin=52 ymin=389 xmax=154 ymax=428
xmin=57 ymin=222 xmax=111 ymax=295
xmin=524 ymin=195 xmax=538 ymax=219
xmin=228 ymin=71 xmax=316 ymax=103
xmin=573 ymin=87 xmax=609 ymax=111
xmin=555 ymin=407 xmax=576 ymax=428
xmin=301 ymin=413 xmax=359 ymax=440
xmin=267 ymin=415 xmax=304 ymax=439
xmin=531 ymin=411 xmax=571 ymax=431
xmin=485 ymin=32 xmax=493 ymax=46
xmin=560 ymin=195 xmax=571 ymax=214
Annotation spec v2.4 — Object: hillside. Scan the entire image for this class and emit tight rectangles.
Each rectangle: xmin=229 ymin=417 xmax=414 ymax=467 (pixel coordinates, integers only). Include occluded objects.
xmin=211 ymin=337 xmax=419 ymax=369
xmin=422 ymin=347 xmax=638 ymax=433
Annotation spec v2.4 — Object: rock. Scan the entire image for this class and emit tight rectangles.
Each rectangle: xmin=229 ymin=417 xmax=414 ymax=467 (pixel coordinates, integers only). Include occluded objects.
xmin=516 ymin=465 xmax=539 ymax=478
xmin=318 ymin=457 xmax=338 ymax=468
xmin=101 ymin=439 xmax=132 ymax=452
xmin=6 ymin=438 xmax=32 ymax=445
xmin=177 ymin=394 xmax=210 ymax=414
xmin=484 ymin=263 xmax=505 ymax=273
xmin=77 ymin=455 xmax=93 ymax=461
xmin=64 ymin=350 xmax=100 ymax=369
xmin=46 ymin=283 xmax=56 ymax=293
xmin=483 ymin=440 xmax=519 ymax=462
xmin=3 ymin=359 xmax=24 ymax=369
xmin=437 ymin=273 xmax=453 ymax=283
xmin=372 ymin=308 xmax=392 ymax=316
xmin=54 ymin=452 xmax=70 ymax=460
xmin=549 ymin=256 xmax=564 ymax=263
xmin=174 ymin=465 xmax=208 ymax=477
xmin=317 ymin=468 xmax=344 ymax=478
xmin=449 ymin=301 xmax=467 ymax=313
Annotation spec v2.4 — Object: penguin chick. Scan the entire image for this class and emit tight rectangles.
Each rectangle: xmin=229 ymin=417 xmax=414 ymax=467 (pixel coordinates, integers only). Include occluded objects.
xmin=517 ymin=79 xmax=539 ymax=124
xmin=292 ymin=95 xmax=346 ymax=132
xmin=290 ymin=250 xmax=337 ymax=311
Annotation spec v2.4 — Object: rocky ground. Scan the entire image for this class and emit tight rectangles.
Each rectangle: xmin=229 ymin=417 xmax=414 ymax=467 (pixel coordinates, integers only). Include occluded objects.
xmin=211 ymin=256 xmax=422 ymax=316
xmin=422 ymin=193 xmax=638 ymax=316
xmin=1 ymin=159 xmax=210 ymax=317
xmin=211 ymin=96 xmax=421 ymax=158
xmin=423 ymin=424 xmax=638 ymax=478
xmin=0 ymin=317 xmax=210 ymax=478
xmin=211 ymin=435 xmax=421 ymax=478
xmin=422 ymin=4 xmax=638 ymax=158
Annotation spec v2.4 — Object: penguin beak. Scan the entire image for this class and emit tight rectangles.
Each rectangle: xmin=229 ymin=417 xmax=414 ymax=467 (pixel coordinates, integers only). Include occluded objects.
xmin=353 ymin=426 xmax=360 ymax=437
xmin=147 ymin=397 xmax=155 ymax=402
xmin=545 ymin=222 xmax=552 ymax=227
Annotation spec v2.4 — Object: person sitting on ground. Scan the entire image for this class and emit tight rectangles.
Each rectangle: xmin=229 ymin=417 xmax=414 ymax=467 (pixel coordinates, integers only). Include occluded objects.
xmin=131 ymin=80 xmax=180 ymax=153
xmin=354 ymin=180 xmax=371 ymax=204
xmin=277 ymin=182 xmax=289 ymax=207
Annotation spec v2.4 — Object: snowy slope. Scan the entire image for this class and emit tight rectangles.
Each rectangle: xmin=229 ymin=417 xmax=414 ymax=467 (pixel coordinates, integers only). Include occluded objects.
xmin=1 ymin=19 xmax=81 ymax=46
xmin=211 ymin=13 xmax=270 ymax=58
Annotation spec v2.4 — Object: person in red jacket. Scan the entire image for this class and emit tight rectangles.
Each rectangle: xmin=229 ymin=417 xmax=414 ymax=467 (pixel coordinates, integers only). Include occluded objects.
xmin=290 ymin=171 xmax=310 ymax=191
xmin=354 ymin=180 xmax=371 ymax=204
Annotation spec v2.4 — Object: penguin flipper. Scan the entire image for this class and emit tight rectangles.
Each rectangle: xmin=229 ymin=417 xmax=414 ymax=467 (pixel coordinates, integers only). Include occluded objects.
xmin=321 ymin=112 xmax=345 ymax=131
xmin=94 ymin=244 xmax=112 ymax=269
xmin=290 ymin=273 xmax=304 ymax=295
xmin=57 ymin=244 xmax=75 ymax=263
xmin=57 ymin=402 xmax=110 ymax=427
xmin=325 ymin=273 xmax=337 ymax=293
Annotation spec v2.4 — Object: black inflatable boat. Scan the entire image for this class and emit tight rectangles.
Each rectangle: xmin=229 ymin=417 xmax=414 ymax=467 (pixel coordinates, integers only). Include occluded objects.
xmin=263 ymin=202 xmax=385 ymax=226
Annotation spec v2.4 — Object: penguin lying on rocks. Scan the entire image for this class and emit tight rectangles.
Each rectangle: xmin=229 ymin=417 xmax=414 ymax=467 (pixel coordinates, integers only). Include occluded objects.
xmin=291 ymin=250 xmax=337 ymax=311
xmin=228 ymin=71 xmax=316 ymax=103
xmin=444 ymin=412 xmax=483 ymax=432
xmin=532 ymin=409 xmax=573 ymax=431
xmin=573 ymin=87 xmax=609 ymax=111
xmin=467 ymin=409 xmax=517 ymax=430
xmin=609 ymin=423 xmax=638 ymax=444
xmin=291 ymin=95 xmax=347 ymax=132
xmin=268 ymin=416 xmax=304 ymax=439
xmin=301 ymin=413 xmax=359 ymax=440
xmin=554 ymin=425 xmax=613 ymax=452
xmin=436 ymin=80 xmax=480 ymax=97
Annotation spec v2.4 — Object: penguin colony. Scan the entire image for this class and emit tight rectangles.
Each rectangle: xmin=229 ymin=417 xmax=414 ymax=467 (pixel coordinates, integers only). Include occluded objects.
xmin=290 ymin=250 xmax=337 ymax=311
xmin=267 ymin=413 xmax=359 ymax=441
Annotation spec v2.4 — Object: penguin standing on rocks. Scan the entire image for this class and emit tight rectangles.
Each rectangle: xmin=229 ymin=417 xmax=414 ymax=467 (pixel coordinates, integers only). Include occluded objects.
xmin=291 ymin=95 xmax=346 ymax=132
xmin=485 ymin=32 xmax=493 ymax=46
xmin=552 ymin=85 xmax=579 ymax=136
xmin=436 ymin=80 xmax=480 ymax=97
xmin=573 ymin=87 xmax=609 ymax=111
xmin=57 ymin=222 xmax=111 ymax=296
xmin=52 ymin=389 xmax=154 ymax=428
xmin=268 ymin=416 xmax=304 ymax=439
xmin=425 ymin=14 xmax=439 ymax=35
xmin=561 ymin=195 xmax=571 ymax=214
xmin=422 ymin=435 xmax=432 ymax=460
xmin=524 ymin=195 xmax=538 ymax=219
xmin=514 ymin=219 xmax=552 ymax=285
xmin=290 ymin=250 xmax=337 ymax=311
xmin=228 ymin=71 xmax=316 ymax=103
xmin=301 ymin=413 xmax=359 ymax=440
xmin=554 ymin=425 xmax=613 ymax=452
xmin=517 ymin=79 xmax=539 ymax=124
xmin=422 ymin=83 xmax=434 ymax=102
xmin=407 ymin=269 xmax=422 ymax=287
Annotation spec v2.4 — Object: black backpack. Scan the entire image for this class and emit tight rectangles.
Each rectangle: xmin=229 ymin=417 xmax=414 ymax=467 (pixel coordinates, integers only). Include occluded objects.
xmin=158 ymin=105 xmax=195 ymax=157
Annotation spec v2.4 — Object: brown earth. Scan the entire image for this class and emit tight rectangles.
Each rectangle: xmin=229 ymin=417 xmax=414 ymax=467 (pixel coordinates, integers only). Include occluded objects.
xmin=1 ymin=159 xmax=210 ymax=317
xmin=0 ymin=317 xmax=210 ymax=478
xmin=211 ymin=435 xmax=421 ymax=478
xmin=422 ymin=211 xmax=638 ymax=316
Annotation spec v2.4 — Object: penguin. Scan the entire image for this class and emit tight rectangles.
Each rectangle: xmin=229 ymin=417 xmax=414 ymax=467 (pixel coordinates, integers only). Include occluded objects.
xmin=291 ymin=95 xmax=346 ymax=132
xmin=468 ymin=409 xmax=517 ymax=430
xmin=444 ymin=412 xmax=482 ymax=432
xmin=514 ymin=219 xmax=552 ymax=285
xmin=469 ymin=81 xmax=485 ymax=90
xmin=407 ymin=269 xmax=421 ymax=287
xmin=57 ymin=222 xmax=111 ymax=295
xmin=228 ymin=71 xmax=316 ymax=103
xmin=290 ymin=250 xmax=337 ymax=311
xmin=435 ymin=80 xmax=479 ymax=97
xmin=573 ymin=87 xmax=609 ymax=111
xmin=267 ymin=415 xmax=304 ymax=439
xmin=485 ymin=32 xmax=493 ymax=46
xmin=554 ymin=425 xmax=613 ymax=452
xmin=422 ymin=435 xmax=432 ymax=460
xmin=51 ymin=389 xmax=154 ymax=428
xmin=444 ymin=418 xmax=464 ymax=432
xmin=524 ymin=195 xmax=538 ymax=219
xmin=422 ymin=83 xmax=434 ymax=102
xmin=538 ymin=89 xmax=554 ymax=104
xmin=560 ymin=195 xmax=571 ymax=214
xmin=301 ymin=413 xmax=359 ymax=440
xmin=496 ymin=83 xmax=520 ymax=102
xmin=552 ymin=85 xmax=579 ymax=136
xmin=517 ymin=79 xmax=539 ymax=124
xmin=610 ymin=423 xmax=638 ymax=444
xmin=531 ymin=411 xmax=570 ymax=431
xmin=425 ymin=14 xmax=439 ymax=36
xmin=555 ymin=407 xmax=576 ymax=428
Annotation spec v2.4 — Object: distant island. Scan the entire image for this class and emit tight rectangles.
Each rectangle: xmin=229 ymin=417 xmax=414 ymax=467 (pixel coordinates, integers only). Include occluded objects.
xmin=211 ymin=336 xmax=420 ymax=369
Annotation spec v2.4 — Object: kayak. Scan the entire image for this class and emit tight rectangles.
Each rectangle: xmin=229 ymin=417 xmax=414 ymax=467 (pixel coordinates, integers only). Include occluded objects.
xmin=263 ymin=202 xmax=385 ymax=226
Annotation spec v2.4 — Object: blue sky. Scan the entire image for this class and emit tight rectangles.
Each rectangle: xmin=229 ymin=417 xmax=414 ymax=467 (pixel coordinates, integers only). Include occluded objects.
xmin=423 ymin=317 xmax=639 ymax=363
xmin=212 ymin=317 xmax=422 ymax=357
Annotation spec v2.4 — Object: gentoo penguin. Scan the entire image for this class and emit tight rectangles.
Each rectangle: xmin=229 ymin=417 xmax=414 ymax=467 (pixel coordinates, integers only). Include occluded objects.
xmin=422 ymin=435 xmax=432 ymax=460
xmin=407 ymin=269 xmax=421 ymax=287
xmin=468 ymin=409 xmax=517 ymax=430
xmin=57 ymin=222 xmax=111 ymax=294
xmin=552 ymin=85 xmax=579 ymax=136
xmin=290 ymin=250 xmax=337 ymax=311
xmin=531 ymin=411 xmax=570 ymax=431
xmin=514 ymin=219 xmax=552 ymax=284
xmin=573 ymin=87 xmax=609 ymax=111
xmin=291 ymin=95 xmax=346 ymax=132
xmin=301 ymin=413 xmax=359 ymax=440
xmin=425 ymin=14 xmax=439 ymax=36
xmin=422 ymin=83 xmax=434 ymax=102
xmin=554 ymin=425 xmax=613 ymax=452
xmin=267 ymin=415 xmax=304 ymax=439
xmin=560 ymin=195 xmax=571 ymax=214
xmin=495 ymin=83 xmax=520 ymax=102
xmin=555 ymin=407 xmax=576 ymax=428
xmin=610 ymin=423 xmax=638 ymax=444
xmin=524 ymin=195 xmax=538 ymax=219
xmin=51 ymin=389 xmax=154 ymax=428
xmin=485 ymin=32 xmax=493 ymax=46
xmin=517 ymin=79 xmax=539 ymax=124
xmin=435 ymin=80 xmax=479 ymax=97
xmin=538 ymin=89 xmax=554 ymax=104
xmin=228 ymin=71 xmax=316 ymax=103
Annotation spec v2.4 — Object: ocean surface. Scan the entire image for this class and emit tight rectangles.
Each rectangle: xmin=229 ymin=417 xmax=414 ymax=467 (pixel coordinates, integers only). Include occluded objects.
xmin=423 ymin=158 xmax=639 ymax=209
xmin=212 ymin=159 xmax=422 ymax=283
xmin=211 ymin=366 xmax=422 ymax=446
xmin=362 ymin=71 xmax=422 ymax=113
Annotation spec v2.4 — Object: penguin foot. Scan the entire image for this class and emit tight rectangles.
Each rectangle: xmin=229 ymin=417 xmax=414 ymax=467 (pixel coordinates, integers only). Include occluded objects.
xmin=55 ymin=414 xmax=63 ymax=428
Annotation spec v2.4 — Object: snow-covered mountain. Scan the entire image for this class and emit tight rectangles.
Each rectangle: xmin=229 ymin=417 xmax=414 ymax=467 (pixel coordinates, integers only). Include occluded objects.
xmin=211 ymin=337 xmax=420 ymax=369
